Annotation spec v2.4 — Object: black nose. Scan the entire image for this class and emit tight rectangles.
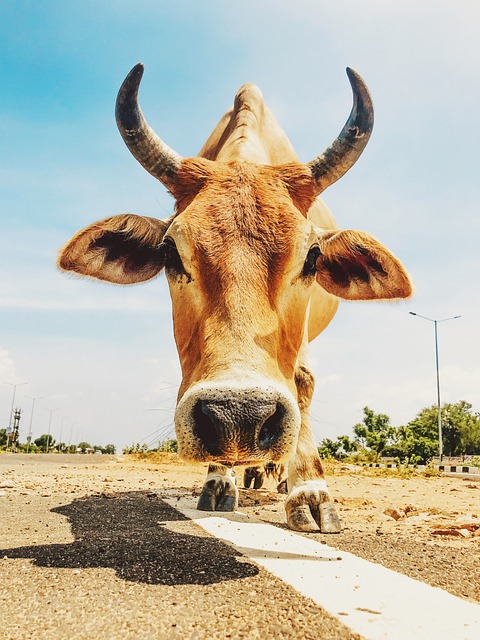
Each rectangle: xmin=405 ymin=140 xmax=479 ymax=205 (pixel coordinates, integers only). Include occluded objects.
xmin=193 ymin=397 xmax=285 ymax=458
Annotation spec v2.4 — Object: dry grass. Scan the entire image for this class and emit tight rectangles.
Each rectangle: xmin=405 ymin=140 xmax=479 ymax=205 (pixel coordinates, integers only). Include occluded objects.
xmin=123 ymin=454 xmax=444 ymax=480
xmin=124 ymin=451 xmax=184 ymax=465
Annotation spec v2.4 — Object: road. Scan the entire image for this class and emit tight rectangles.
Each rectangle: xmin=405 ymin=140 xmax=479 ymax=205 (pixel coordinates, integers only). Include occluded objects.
xmin=1 ymin=455 xmax=479 ymax=639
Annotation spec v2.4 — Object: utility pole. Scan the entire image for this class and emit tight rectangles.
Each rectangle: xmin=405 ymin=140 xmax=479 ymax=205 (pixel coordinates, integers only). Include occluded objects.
xmin=10 ymin=409 xmax=21 ymax=453
xmin=2 ymin=381 xmax=28 ymax=451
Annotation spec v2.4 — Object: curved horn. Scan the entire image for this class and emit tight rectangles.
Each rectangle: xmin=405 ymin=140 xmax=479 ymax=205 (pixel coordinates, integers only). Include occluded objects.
xmin=115 ymin=63 xmax=183 ymax=190
xmin=308 ymin=68 xmax=374 ymax=195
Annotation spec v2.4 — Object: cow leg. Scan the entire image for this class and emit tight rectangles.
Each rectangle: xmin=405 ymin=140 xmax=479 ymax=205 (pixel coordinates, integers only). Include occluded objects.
xmin=197 ymin=463 xmax=239 ymax=512
xmin=274 ymin=464 xmax=288 ymax=494
xmin=284 ymin=365 xmax=341 ymax=533
xmin=264 ymin=462 xmax=288 ymax=494
xmin=243 ymin=466 xmax=266 ymax=489
xmin=244 ymin=463 xmax=287 ymax=492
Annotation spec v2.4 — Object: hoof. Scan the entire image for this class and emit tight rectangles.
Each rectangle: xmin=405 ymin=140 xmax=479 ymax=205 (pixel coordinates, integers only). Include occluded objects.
xmin=277 ymin=479 xmax=288 ymax=494
xmin=243 ymin=466 xmax=265 ymax=490
xmin=285 ymin=481 xmax=341 ymax=533
xmin=318 ymin=501 xmax=342 ymax=533
xmin=197 ymin=474 xmax=239 ymax=512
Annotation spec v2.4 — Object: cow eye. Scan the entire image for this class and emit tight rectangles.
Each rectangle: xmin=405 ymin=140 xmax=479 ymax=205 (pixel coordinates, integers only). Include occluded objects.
xmin=303 ymin=246 xmax=321 ymax=277
xmin=161 ymin=237 xmax=185 ymax=275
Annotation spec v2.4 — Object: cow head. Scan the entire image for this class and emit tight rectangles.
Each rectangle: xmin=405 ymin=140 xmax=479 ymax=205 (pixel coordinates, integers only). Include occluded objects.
xmin=59 ymin=65 xmax=412 ymax=466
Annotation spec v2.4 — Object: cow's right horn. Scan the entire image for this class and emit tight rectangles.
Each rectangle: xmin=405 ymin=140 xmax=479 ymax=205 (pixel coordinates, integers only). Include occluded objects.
xmin=116 ymin=63 xmax=183 ymax=191
xmin=308 ymin=68 xmax=374 ymax=195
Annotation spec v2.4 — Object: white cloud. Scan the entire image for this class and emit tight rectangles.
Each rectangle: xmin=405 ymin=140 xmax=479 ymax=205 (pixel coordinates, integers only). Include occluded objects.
xmin=0 ymin=348 xmax=17 ymax=383
xmin=316 ymin=373 xmax=341 ymax=387
xmin=0 ymin=348 xmax=23 ymax=424
xmin=0 ymin=255 xmax=170 ymax=313
xmin=441 ymin=364 xmax=480 ymax=407
xmin=0 ymin=335 xmax=181 ymax=449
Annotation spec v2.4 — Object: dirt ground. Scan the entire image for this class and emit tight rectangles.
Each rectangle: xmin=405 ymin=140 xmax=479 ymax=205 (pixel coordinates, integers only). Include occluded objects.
xmin=1 ymin=453 xmax=479 ymax=604
xmin=2 ymin=454 xmax=479 ymax=548
xmin=2 ymin=454 xmax=365 ymax=640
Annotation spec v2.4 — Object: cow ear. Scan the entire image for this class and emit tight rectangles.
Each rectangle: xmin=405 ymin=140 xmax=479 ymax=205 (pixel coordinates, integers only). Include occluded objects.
xmin=58 ymin=214 xmax=169 ymax=284
xmin=315 ymin=229 xmax=412 ymax=300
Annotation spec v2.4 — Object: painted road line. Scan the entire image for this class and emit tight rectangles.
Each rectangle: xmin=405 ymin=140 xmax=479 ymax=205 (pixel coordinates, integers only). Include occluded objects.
xmin=165 ymin=496 xmax=480 ymax=640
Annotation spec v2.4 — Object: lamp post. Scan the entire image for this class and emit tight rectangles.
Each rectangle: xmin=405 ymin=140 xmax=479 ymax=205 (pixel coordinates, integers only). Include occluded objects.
xmin=46 ymin=408 xmax=58 ymax=454
xmin=409 ymin=312 xmax=461 ymax=460
xmin=26 ymin=396 xmax=44 ymax=453
xmin=68 ymin=422 xmax=75 ymax=449
xmin=59 ymin=416 xmax=69 ymax=453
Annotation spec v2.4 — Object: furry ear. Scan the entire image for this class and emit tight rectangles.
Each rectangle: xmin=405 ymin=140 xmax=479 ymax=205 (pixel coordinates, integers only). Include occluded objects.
xmin=315 ymin=229 xmax=412 ymax=300
xmin=58 ymin=214 xmax=169 ymax=284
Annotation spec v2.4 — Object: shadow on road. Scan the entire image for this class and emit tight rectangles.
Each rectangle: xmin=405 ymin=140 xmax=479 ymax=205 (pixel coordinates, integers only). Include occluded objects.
xmin=2 ymin=491 xmax=259 ymax=585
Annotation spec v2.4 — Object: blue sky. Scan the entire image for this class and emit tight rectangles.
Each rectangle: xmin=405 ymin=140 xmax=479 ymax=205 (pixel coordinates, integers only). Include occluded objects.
xmin=1 ymin=1 xmax=479 ymax=450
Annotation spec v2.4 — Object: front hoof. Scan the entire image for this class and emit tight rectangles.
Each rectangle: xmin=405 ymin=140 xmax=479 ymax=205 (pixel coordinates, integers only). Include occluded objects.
xmin=197 ymin=474 xmax=239 ymax=512
xmin=285 ymin=482 xmax=341 ymax=533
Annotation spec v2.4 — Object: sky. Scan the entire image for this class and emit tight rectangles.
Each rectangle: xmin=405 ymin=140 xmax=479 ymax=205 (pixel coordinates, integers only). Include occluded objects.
xmin=1 ymin=0 xmax=479 ymax=452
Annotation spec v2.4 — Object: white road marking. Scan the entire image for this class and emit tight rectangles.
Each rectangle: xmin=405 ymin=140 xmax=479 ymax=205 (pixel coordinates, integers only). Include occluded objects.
xmin=165 ymin=496 xmax=480 ymax=640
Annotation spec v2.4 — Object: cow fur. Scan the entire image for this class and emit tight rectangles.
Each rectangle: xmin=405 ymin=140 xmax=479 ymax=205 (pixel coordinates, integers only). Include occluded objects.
xmin=58 ymin=73 xmax=412 ymax=532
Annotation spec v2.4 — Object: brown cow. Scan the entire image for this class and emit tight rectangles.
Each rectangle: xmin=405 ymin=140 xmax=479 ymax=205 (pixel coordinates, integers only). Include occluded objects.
xmin=58 ymin=64 xmax=411 ymax=532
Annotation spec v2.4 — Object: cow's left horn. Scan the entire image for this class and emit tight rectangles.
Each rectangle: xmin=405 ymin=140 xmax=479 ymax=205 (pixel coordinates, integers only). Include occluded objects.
xmin=116 ymin=63 xmax=183 ymax=190
xmin=308 ymin=68 xmax=374 ymax=194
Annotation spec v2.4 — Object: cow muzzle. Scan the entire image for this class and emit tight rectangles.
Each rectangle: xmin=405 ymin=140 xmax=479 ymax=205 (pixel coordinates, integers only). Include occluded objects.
xmin=175 ymin=382 xmax=300 ymax=464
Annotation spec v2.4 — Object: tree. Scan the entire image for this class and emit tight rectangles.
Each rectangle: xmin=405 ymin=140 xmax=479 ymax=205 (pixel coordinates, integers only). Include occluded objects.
xmin=443 ymin=401 xmax=480 ymax=456
xmin=318 ymin=435 xmax=358 ymax=459
xmin=102 ymin=444 xmax=116 ymax=455
xmin=353 ymin=407 xmax=395 ymax=456
xmin=78 ymin=441 xmax=92 ymax=453
xmin=402 ymin=401 xmax=480 ymax=459
xmin=338 ymin=435 xmax=358 ymax=454
xmin=318 ymin=438 xmax=340 ymax=459
xmin=392 ymin=421 xmax=438 ymax=464
xmin=34 ymin=434 xmax=55 ymax=452
xmin=0 ymin=428 xmax=7 ymax=448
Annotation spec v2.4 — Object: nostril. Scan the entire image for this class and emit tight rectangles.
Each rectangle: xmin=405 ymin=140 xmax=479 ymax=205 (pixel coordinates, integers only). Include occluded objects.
xmin=193 ymin=400 xmax=220 ymax=455
xmin=258 ymin=403 xmax=285 ymax=449
xmin=192 ymin=396 xmax=287 ymax=457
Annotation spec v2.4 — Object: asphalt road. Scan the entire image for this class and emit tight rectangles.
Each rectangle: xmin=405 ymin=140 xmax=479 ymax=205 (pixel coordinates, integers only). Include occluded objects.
xmin=1 ymin=455 xmax=479 ymax=639
xmin=0 ymin=455 xmax=359 ymax=640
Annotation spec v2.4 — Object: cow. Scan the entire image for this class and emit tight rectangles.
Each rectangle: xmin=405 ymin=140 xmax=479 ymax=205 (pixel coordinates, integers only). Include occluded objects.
xmin=58 ymin=64 xmax=412 ymax=532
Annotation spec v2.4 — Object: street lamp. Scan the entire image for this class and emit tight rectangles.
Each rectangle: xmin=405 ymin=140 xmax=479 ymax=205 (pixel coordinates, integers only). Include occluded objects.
xmin=26 ymin=396 xmax=44 ymax=453
xmin=409 ymin=312 xmax=461 ymax=460
xmin=59 ymin=416 xmax=69 ymax=453
xmin=46 ymin=408 xmax=59 ymax=454
xmin=68 ymin=422 xmax=76 ymax=448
